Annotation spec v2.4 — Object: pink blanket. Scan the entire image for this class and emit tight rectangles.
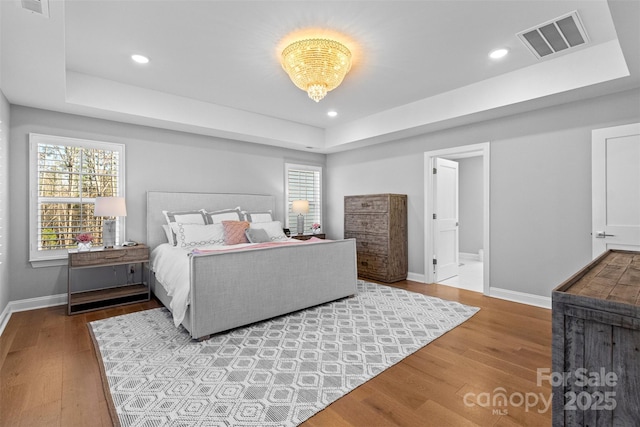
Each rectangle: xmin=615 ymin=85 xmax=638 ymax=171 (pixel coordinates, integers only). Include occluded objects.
xmin=191 ymin=237 xmax=328 ymax=255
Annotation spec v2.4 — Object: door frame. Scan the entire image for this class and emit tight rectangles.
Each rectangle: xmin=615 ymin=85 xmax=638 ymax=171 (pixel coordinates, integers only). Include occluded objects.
xmin=424 ymin=142 xmax=490 ymax=294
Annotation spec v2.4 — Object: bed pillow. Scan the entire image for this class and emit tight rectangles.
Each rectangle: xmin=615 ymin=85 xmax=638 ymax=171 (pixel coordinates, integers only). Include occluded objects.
xmin=222 ymin=220 xmax=250 ymax=245
xmin=174 ymin=223 xmax=226 ymax=248
xmin=162 ymin=209 xmax=207 ymax=245
xmin=161 ymin=224 xmax=173 ymax=244
xmin=204 ymin=207 xmax=243 ymax=224
xmin=245 ymin=228 xmax=271 ymax=243
xmin=242 ymin=210 xmax=273 ymax=223
xmin=249 ymin=221 xmax=288 ymax=241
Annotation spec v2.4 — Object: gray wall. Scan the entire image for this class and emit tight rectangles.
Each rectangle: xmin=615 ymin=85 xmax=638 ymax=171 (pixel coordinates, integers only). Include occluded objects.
xmin=0 ymin=90 xmax=9 ymax=315
xmin=6 ymin=89 xmax=640 ymax=304
xmin=326 ymin=89 xmax=640 ymax=298
xmin=9 ymin=106 xmax=324 ymax=301
xmin=458 ymin=156 xmax=483 ymax=255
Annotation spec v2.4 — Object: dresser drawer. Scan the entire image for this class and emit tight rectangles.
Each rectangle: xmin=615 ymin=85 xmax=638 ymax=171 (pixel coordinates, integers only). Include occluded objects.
xmin=345 ymin=232 xmax=388 ymax=254
xmin=345 ymin=214 xmax=388 ymax=234
xmin=356 ymin=253 xmax=388 ymax=278
xmin=69 ymin=246 xmax=149 ymax=267
xmin=345 ymin=195 xmax=390 ymax=213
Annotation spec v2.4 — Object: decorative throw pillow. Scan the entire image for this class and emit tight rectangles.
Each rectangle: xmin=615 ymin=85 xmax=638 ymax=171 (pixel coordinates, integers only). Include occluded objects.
xmin=242 ymin=210 xmax=273 ymax=223
xmin=249 ymin=220 xmax=288 ymax=241
xmin=222 ymin=220 xmax=250 ymax=245
xmin=174 ymin=223 xmax=225 ymax=248
xmin=162 ymin=209 xmax=207 ymax=245
xmin=204 ymin=207 xmax=242 ymax=224
xmin=245 ymin=228 xmax=270 ymax=243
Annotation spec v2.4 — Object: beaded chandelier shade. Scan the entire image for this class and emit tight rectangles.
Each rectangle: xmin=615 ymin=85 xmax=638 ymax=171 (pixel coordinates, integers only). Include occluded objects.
xmin=281 ymin=38 xmax=352 ymax=102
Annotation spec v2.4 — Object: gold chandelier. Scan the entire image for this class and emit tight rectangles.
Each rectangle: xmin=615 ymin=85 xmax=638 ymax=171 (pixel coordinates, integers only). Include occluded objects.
xmin=281 ymin=38 xmax=352 ymax=102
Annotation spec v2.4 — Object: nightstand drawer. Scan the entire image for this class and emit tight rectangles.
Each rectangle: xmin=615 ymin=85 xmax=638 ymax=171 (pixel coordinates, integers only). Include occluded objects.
xmin=344 ymin=232 xmax=388 ymax=254
xmin=291 ymin=233 xmax=325 ymax=241
xmin=69 ymin=246 xmax=149 ymax=267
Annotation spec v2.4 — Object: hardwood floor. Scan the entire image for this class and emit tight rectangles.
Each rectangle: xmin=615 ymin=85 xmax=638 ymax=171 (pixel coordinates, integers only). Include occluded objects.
xmin=0 ymin=280 xmax=552 ymax=426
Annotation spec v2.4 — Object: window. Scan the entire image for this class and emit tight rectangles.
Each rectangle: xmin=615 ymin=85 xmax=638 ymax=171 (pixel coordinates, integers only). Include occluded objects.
xmin=285 ymin=163 xmax=322 ymax=232
xmin=29 ymin=134 xmax=125 ymax=265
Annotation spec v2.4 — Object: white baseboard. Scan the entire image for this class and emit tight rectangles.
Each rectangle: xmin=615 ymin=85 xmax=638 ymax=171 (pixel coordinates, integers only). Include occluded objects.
xmin=0 ymin=293 xmax=67 ymax=336
xmin=406 ymin=272 xmax=426 ymax=283
xmin=489 ymin=287 xmax=551 ymax=309
xmin=459 ymin=252 xmax=480 ymax=261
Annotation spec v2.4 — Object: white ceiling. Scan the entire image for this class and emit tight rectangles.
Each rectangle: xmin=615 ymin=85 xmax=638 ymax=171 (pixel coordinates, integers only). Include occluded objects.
xmin=1 ymin=0 xmax=639 ymax=153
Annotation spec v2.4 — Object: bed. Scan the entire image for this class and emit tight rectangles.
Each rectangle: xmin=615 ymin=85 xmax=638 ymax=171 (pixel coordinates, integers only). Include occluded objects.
xmin=146 ymin=191 xmax=358 ymax=340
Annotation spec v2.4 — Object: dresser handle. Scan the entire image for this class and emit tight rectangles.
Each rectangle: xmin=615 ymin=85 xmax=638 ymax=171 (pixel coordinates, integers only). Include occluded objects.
xmin=105 ymin=254 xmax=126 ymax=259
xmin=361 ymin=203 xmax=370 ymax=208
xmin=361 ymin=261 xmax=369 ymax=267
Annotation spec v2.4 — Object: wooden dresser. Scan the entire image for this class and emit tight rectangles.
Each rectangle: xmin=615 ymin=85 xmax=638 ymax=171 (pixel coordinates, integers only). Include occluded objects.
xmin=551 ymin=250 xmax=640 ymax=426
xmin=344 ymin=194 xmax=407 ymax=283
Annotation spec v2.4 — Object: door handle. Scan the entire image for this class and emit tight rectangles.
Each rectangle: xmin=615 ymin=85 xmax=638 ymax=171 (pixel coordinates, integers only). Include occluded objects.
xmin=595 ymin=231 xmax=615 ymax=238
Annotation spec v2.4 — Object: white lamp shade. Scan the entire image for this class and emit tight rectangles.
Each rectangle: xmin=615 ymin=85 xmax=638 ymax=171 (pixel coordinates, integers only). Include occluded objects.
xmin=94 ymin=197 xmax=127 ymax=217
xmin=292 ymin=200 xmax=309 ymax=214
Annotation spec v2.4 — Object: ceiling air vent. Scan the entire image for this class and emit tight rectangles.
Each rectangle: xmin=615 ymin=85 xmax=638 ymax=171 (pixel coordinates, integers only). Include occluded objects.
xmin=20 ymin=0 xmax=50 ymax=18
xmin=517 ymin=11 xmax=589 ymax=59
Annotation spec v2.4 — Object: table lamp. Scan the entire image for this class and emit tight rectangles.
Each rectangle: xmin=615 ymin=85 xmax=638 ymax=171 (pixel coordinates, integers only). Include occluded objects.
xmin=94 ymin=196 xmax=127 ymax=248
xmin=292 ymin=200 xmax=309 ymax=235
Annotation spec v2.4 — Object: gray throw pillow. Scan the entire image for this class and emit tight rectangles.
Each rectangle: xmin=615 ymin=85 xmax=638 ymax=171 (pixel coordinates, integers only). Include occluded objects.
xmin=245 ymin=228 xmax=270 ymax=243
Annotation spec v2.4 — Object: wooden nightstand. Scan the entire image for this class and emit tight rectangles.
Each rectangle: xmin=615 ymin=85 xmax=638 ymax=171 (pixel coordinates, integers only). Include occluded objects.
xmin=67 ymin=244 xmax=150 ymax=315
xmin=291 ymin=233 xmax=326 ymax=241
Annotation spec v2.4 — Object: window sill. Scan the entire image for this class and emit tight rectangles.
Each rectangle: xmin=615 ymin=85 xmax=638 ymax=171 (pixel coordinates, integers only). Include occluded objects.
xmin=29 ymin=257 xmax=68 ymax=268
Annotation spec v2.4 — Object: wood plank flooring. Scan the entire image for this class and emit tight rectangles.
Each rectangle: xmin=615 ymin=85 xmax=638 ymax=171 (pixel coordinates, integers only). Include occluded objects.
xmin=0 ymin=280 xmax=552 ymax=426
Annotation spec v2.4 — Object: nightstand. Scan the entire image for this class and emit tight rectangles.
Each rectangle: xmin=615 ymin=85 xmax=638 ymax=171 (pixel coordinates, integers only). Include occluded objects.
xmin=67 ymin=244 xmax=150 ymax=314
xmin=291 ymin=233 xmax=326 ymax=241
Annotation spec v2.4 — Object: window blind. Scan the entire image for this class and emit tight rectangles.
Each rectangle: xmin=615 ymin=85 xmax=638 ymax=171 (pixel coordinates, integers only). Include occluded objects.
xmin=286 ymin=165 xmax=322 ymax=231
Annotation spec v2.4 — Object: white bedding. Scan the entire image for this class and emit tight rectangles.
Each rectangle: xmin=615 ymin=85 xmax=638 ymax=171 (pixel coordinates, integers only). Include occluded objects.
xmin=150 ymin=239 xmax=311 ymax=326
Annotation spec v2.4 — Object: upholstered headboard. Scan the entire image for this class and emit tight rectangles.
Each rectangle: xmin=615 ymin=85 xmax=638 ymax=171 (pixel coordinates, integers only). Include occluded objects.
xmin=146 ymin=191 xmax=276 ymax=251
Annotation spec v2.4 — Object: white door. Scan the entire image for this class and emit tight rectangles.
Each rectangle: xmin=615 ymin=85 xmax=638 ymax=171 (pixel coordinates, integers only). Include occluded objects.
xmin=592 ymin=123 xmax=640 ymax=258
xmin=434 ymin=158 xmax=459 ymax=281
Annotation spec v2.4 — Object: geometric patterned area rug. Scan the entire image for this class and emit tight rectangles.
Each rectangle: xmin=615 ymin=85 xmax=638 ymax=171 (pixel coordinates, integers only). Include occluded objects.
xmin=88 ymin=280 xmax=479 ymax=427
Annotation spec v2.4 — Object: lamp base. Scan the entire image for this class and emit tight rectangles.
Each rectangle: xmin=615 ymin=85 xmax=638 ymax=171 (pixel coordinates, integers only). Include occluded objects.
xmin=103 ymin=219 xmax=116 ymax=248
xmin=296 ymin=214 xmax=305 ymax=235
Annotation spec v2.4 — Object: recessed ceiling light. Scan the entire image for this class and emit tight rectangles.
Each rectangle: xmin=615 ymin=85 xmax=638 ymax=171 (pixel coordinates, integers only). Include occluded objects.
xmin=489 ymin=48 xmax=509 ymax=59
xmin=327 ymin=111 xmax=338 ymax=117
xmin=131 ymin=54 xmax=149 ymax=64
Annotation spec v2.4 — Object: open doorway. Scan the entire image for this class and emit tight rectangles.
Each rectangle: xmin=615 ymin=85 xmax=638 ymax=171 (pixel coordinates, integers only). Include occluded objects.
xmin=424 ymin=143 xmax=490 ymax=294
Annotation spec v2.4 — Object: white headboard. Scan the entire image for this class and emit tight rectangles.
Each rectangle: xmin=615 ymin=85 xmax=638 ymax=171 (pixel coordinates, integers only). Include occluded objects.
xmin=146 ymin=191 xmax=276 ymax=251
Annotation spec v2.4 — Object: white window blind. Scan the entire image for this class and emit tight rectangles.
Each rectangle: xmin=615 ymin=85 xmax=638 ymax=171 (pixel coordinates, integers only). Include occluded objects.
xmin=29 ymin=134 xmax=125 ymax=263
xmin=285 ymin=163 xmax=322 ymax=231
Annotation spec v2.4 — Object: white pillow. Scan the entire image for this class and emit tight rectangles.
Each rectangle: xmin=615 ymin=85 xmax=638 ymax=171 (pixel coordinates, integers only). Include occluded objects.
xmin=204 ymin=207 xmax=242 ymax=224
xmin=162 ymin=209 xmax=207 ymax=245
xmin=173 ymin=223 xmax=226 ymax=248
xmin=249 ymin=221 xmax=288 ymax=241
xmin=242 ymin=210 xmax=273 ymax=223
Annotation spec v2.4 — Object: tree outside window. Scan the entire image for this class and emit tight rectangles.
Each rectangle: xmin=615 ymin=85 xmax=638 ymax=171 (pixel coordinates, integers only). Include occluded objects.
xmin=30 ymin=134 xmax=125 ymax=263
